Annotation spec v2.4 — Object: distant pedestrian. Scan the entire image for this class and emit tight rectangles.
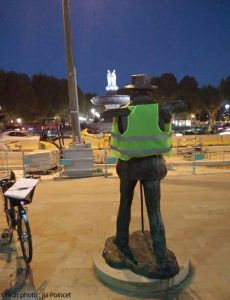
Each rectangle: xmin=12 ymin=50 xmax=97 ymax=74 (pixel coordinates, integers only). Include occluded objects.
xmin=207 ymin=124 xmax=212 ymax=134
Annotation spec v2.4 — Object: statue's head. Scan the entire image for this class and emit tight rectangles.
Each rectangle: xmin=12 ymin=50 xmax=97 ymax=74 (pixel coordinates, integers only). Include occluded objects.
xmin=118 ymin=74 xmax=157 ymax=101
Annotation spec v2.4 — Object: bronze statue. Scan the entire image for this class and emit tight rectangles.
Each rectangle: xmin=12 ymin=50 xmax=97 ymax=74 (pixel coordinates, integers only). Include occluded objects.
xmin=101 ymin=74 xmax=179 ymax=279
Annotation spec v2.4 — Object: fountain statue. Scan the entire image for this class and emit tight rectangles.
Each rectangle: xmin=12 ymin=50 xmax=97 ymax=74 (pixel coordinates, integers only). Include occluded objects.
xmin=91 ymin=70 xmax=129 ymax=110
xmin=106 ymin=70 xmax=118 ymax=91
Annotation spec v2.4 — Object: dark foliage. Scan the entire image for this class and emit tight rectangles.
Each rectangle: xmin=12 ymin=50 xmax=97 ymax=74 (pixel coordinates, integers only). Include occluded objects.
xmin=0 ymin=70 xmax=229 ymax=124
xmin=0 ymin=70 xmax=92 ymax=122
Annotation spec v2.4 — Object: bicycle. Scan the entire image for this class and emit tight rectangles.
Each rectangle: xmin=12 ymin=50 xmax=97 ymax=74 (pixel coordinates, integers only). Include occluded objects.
xmin=1 ymin=172 xmax=39 ymax=263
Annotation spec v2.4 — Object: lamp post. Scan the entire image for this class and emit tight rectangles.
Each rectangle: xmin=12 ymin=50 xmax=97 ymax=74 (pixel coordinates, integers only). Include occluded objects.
xmin=62 ymin=0 xmax=82 ymax=143
xmin=61 ymin=0 xmax=93 ymax=178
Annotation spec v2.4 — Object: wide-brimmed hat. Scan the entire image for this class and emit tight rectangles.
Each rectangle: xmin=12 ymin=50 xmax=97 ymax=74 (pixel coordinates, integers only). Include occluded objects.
xmin=123 ymin=74 xmax=157 ymax=90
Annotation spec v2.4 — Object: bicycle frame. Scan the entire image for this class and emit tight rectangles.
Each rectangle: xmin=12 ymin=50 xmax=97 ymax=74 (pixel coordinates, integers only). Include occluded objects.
xmin=1 ymin=177 xmax=34 ymax=263
xmin=1 ymin=179 xmax=15 ymax=228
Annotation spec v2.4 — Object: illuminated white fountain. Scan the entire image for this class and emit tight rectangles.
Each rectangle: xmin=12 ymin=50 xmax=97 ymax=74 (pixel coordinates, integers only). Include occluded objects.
xmin=91 ymin=70 xmax=130 ymax=110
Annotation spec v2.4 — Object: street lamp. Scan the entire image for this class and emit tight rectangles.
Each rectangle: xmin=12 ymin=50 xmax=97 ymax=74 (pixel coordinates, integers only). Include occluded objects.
xmin=61 ymin=0 xmax=93 ymax=178
xmin=62 ymin=0 xmax=82 ymax=143
xmin=16 ymin=118 xmax=22 ymax=125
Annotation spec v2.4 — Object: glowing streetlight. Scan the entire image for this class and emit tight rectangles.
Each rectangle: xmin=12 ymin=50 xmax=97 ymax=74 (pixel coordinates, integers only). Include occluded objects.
xmin=91 ymin=108 xmax=96 ymax=115
xmin=16 ymin=118 xmax=22 ymax=124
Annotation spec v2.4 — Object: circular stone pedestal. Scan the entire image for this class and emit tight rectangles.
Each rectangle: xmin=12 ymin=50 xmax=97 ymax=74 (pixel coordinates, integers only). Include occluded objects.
xmin=94 ymin=255 xmax=190 ymax=297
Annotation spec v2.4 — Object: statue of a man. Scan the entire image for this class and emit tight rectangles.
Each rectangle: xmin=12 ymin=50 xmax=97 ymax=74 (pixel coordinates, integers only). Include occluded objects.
xmin=101 ymin=74 xmax=179 ymax=278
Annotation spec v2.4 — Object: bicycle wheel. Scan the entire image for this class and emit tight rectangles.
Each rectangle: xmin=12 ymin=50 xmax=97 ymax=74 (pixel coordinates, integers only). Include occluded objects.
xmin=18 ymin=211 xmax=32 ymax=263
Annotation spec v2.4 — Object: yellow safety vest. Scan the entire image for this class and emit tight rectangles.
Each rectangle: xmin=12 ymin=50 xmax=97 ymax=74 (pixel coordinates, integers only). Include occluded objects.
xmin=110 ymin=104 xmax=172 ymax=160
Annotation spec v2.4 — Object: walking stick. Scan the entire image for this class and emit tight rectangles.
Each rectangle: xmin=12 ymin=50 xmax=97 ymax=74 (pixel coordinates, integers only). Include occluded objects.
xmin=140 ymin=182 xmax=144 ymax=233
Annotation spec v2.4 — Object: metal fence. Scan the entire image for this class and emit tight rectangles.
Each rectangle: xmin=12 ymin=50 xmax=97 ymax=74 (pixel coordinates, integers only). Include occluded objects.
xmin=93 ymin=147 xmax=230 ymax=176
xmin=0 ymin=146 xmax=230 ymax=179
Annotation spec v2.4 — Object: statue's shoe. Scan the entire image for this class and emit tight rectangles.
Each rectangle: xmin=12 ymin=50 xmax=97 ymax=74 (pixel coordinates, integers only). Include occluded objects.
xmin=117 ymin=245 xmax=138 ymax=265
xmin=155 ymin=263 xmax=176 ymax=279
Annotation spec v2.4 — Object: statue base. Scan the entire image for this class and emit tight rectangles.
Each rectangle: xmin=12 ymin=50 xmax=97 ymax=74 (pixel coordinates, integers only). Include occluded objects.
xmin=102 ymin=231 xmax=179 ymax=279
xmin=93 ymin=255 xmax=190 ymax=297
xmin=93 ymin=231 xmax=191 ymax=297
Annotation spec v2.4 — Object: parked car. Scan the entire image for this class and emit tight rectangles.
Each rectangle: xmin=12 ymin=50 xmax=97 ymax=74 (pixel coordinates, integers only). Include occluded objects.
xmin=4 ymin=124 xmax=21 ymax=131
xmin=0 ymin=130 xmax=39 ymax=141
xmin=172 ymin=131 xmax=183 ymax=137
xmin=0 ymin=130 xmax=40 ymax=150
xmin=173 ymin=126 xmax=207 ymax=135
xmin=217 ymin=123 xmax=230 ymax=135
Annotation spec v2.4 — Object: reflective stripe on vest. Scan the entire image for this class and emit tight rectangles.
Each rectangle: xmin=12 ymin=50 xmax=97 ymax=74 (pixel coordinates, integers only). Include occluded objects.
xmin=111 ymin=132 xmax=172 ymax=142
xmin=110 ymin=144 xmax=172 ymax=155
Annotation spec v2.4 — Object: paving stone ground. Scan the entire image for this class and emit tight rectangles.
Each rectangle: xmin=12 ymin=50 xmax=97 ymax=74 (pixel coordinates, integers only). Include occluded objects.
xmin=0 ymin=169 xmax=230 ymax=300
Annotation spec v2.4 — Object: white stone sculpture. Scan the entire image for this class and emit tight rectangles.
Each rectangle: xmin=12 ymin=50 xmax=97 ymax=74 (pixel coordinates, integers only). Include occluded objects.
xmin=106 ymin=69 xmax=118 ymax=91
xmin=107 ymin=70 xmax=112 ymax=87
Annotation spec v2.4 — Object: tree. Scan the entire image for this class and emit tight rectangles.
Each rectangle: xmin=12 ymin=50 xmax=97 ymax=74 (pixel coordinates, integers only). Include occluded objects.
xmin=150 ymin=73 xmax=178 ymax=102
xmin=178 ymin=76 xmax=199 ymax=111
xmin=1 ymin=69 xmax=228 ymax=125
xmin=31 ymin=74 xmax=90 ymax=121
xmin=0 ymin=70 xmax=7 ymax=106
xmin=31 ymin=74 xmax=67 ymax=118
xmin=157 ymin=73 xmax=178 ymax=102
xmin=0 ymin=106 xmax=9 ymax=131
xmin=198 ymin=86 xmax=221 ymax=123
xmin=219 ymin=76 xmax=230 ymax=100
xmin=0 ymin=70 xmax=94 ymax=123
xmin=0 ymin=71 xmax=38 ymax=121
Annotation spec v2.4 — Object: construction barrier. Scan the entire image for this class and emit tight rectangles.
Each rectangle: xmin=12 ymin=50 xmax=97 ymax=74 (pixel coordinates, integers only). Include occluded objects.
xmin=0 ymin=150 xmax=60 ymax=176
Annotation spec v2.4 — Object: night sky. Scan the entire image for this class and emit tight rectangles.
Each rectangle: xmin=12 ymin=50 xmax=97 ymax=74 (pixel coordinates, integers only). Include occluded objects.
xmin=0 ymin=0 xmax=229 ymax=95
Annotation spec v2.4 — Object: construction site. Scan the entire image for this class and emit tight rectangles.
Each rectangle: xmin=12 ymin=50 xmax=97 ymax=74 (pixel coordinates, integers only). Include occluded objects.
xmin=0 ymin=132 xmax=230 ymax=179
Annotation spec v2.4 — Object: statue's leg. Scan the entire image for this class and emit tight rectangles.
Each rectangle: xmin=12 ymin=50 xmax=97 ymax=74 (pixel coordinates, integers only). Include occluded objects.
xmin=142 ymin=180 xmax=167 ymax=269
xmin=115 ymin=179 xmax=137 ymax=248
